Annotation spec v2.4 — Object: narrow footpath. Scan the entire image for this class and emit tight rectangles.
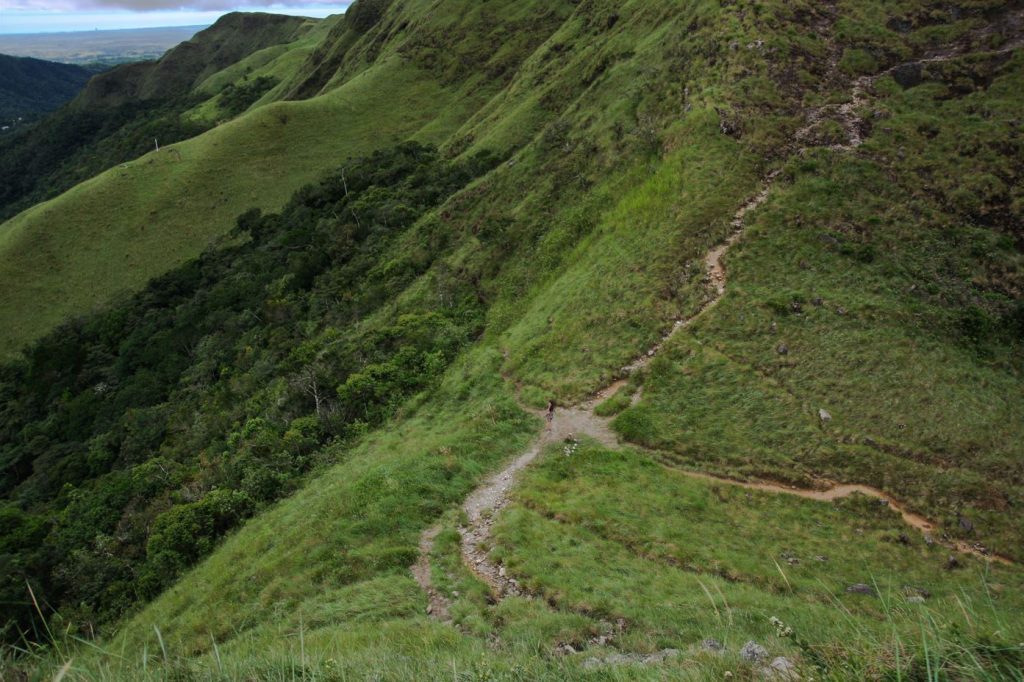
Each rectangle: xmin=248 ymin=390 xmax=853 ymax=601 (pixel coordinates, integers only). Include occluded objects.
xmin=412 ymin=27 xmax=1020 ymax=620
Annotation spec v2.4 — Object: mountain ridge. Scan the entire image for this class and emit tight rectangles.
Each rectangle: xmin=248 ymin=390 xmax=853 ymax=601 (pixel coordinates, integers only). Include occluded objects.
xmin=1 ymin=0 xmax=1022 ymax=678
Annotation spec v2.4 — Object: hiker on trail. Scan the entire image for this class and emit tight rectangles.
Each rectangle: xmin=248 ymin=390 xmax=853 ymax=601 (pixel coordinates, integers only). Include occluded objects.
xmin=546 ymin=400 xmax=555 ymax=427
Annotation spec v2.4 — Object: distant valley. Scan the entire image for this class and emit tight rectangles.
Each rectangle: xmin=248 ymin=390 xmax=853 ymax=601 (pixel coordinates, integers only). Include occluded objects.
xmin=0 ymin=25 xmax=205 ymax=65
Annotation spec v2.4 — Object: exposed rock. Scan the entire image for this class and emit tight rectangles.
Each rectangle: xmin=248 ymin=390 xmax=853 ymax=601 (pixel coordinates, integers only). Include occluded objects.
xmin=581 ymin=649 xmax=681 ymax=669
xmin=892 ymin=62 xmax=924 ymax=89
xmin=818 ymin=408 xmax=832 ymax=423
xmin=846 ymin=583 xmax=877 ymax=597
xmin=958 ymin=516 xmax=974 ymax=533
xmin=902 ymin=585 xmax=931 ymax=600
xmin=741 ymin=641 xmax=769 ymax=663
xmin=886 ymin=17 xmax=913 ymax=33
xmin=765 ymin=656 xmax=799 ymax=680
xmin=701 ymin=638 xmax=725 ymax=652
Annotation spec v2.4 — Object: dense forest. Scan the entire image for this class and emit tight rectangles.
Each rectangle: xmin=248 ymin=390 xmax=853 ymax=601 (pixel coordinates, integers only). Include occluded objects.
xmin=0 ymin=142 xmax=499 ymax=643
xmin=0 ymin=54 xmax=95 ymax=121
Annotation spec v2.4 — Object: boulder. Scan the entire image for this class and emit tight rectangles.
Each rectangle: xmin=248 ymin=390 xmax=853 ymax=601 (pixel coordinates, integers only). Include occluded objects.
xmin=741 ymin=641 xmax=769 ymax=663
xmin=765 ymin=656 xmax=799 ymax=680
xmin=891 ymin=62 xmax=923 ymax=89
xmin=701 ymin=638 xmax=725 ymax=652
xmin=845 ymin=583 xmax=877 ymax=597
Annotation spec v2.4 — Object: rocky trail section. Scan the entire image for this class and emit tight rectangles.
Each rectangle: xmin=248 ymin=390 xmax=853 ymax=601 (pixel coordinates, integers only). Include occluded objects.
xmin=411 ymin=23 xmax=1020 ymax=623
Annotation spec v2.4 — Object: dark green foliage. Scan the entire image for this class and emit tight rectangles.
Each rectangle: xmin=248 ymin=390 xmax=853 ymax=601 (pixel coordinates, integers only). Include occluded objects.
xmin=346 ymin=0 xmax=391 ymax=33
xmin=0 ymin=142 xmax=499 ymax=643
xmin=217 ymin=76 xmax=279 ymax=118
xmin=0 ymin=54 xmax=94 ymax=120
xmin=139 ymin=489 xmax=253 ymax=598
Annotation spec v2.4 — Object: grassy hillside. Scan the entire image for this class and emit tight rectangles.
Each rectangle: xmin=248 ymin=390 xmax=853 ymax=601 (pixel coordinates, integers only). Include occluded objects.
xmin=0 ymin=14 xmax=322 ymax=230
xmin=73 ymin=13 xmax=312 ymax=108
xmin=1 ymin=0 xmax=1022 ymax=679
xmin=0 ymin=2 xmax=570 ymax=360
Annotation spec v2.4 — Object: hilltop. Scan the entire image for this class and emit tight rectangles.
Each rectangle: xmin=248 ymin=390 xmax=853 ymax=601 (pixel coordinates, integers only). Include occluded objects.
xmin=0 ymin=0 xmax=1022 ymax=679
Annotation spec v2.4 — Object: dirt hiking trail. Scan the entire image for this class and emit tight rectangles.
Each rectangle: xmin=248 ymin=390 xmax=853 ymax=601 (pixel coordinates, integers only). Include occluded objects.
xmin=411 ymin=24 xmax=1019 ymax=619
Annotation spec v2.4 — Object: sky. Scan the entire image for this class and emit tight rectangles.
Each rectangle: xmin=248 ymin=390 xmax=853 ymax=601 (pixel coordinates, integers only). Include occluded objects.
xmin=0 ymin=1 xmax=349 ymax=33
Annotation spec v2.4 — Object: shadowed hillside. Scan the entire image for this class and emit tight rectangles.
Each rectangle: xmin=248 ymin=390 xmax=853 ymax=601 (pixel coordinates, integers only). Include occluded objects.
xmin=0 ymin=54 xmax=93 ymax=120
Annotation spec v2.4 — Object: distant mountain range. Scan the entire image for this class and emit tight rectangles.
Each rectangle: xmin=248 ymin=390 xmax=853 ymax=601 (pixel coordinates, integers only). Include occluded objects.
xmin=0 ymin=53 xmax=96 ymax=122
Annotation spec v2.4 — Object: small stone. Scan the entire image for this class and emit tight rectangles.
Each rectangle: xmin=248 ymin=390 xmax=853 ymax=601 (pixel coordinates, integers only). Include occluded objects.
xmin=645 ymin=649 xmax=681 ymax=663
xmin=818 ymin=408 xmax=832 ymax=423
xmin=846 ymin=583 xmax=877 ymax=597
xmin=903 ymin=585 xmax=931 ymax=600
xmin=776 ymin=343 xmax=789 ymax=355
xmin=740 ymin=641 xmax=769 ymax=663
xmin=836 ymin=306 xmax=847 ymax=316
xmin=766 ymin=656 xmax=799 ymax=680
xmin=958 ymin=516 xmax=974 ymax=533
xmin=945 ymin=555 xmax=962 ymax=571
xmin=906 ymin=595 xmax=926 ymax=604
xmin=811 ymin=296 xmax=823 ymax=307
xmin=701 ymin=638 xmax=725 ymax=652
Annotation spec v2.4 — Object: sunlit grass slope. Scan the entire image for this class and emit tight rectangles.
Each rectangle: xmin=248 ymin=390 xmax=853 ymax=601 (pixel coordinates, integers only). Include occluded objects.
xmin=0 ymin=58 xmax=456 ymax=359
xmin=0 ymin=0 xmax=571 ymax=359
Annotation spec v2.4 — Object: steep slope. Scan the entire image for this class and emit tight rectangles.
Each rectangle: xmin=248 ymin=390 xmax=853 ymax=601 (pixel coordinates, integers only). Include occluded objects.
xmin=0 ymin=54 xmax=93 ymax=120
xmin=1 ymin=0 xmax=1022 ymax=679
xmin=74 ymin=13 xmax=311 ymax=108
xmin=0 ymin=14 xmax=321 ymax=228
xmin=0 ymin=2 xmax=572 ymax=359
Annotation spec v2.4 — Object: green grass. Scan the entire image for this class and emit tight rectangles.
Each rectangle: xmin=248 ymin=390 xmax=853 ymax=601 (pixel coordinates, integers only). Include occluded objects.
xmin=2 ymin=0 xmax=1023 ymax=678
xmin=492 ymin=441 xmax=1024 ymax=678
xmin=0 ymin=57 xmax=474 ymax=360
xmin=611 ymin=48 xmax=1024 ymax=558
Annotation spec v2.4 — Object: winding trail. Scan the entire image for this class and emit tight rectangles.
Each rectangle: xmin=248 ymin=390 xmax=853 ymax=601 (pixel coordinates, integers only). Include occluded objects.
xmin=411 ymin=25 xmax=1020 ymax=620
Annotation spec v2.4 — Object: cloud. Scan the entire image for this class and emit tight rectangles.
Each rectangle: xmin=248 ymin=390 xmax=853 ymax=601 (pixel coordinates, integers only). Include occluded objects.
xmin=6 ymin=0 xmax=347 ymax=11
